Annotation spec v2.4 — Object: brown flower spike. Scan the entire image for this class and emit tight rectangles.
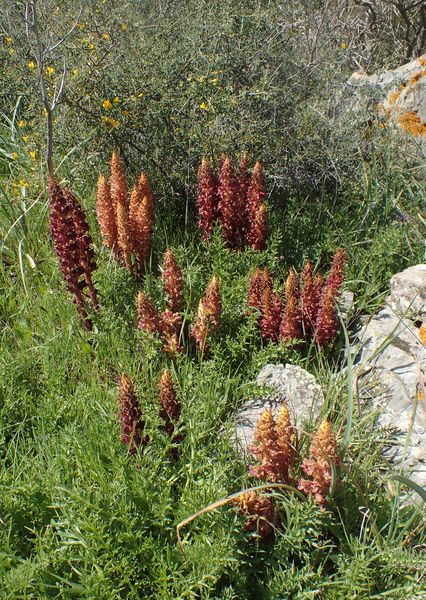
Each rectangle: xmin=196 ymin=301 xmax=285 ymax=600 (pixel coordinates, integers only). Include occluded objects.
xmin=118 ymin=374 xmax=147 ymax=454
xmin=298 ymin=420 xmax=339 ymax=506
xmin=246 ymin=160 xmax=265 ymax=247
xmin=137 ymin=292 xmax=162 ymax=335
xmin=191 ymin=276 xmax=221 ymax=352
xmin=301 ymin=261 xmax=321 ymax=335
xmin=280 ymin=269 xmax=302 ymax=342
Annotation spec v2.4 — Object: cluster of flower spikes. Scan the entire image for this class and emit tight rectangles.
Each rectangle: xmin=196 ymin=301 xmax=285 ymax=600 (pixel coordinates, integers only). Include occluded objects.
xmin=191 ymin=275 xmax=222 ymax=353
xmin=196 ymin=154 xmax=267 ymax=250
xmin=117 ymin=371 xmax=183 ymax=456
xmin=136 ymin=248 xmax=184 ymax=355
xmin=48 ymin=177 xmax=98 ymax=329
xmin=247 ymin=249 xmax=346 ymax=348
xmin=117 ymin=374 xmax=148 ymax=454
xmin=231 ymin=491 xmax=278 ymax=541
xmin=298 ymin=420 xmax=340 ymax=506
xmin=96 ymin=151 xmax=154 ymax=273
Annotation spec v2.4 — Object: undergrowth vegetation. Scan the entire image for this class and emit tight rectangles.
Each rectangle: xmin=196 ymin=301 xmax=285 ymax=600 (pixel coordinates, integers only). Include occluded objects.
xmin=1 ymin=1 xmax=425 ymax=598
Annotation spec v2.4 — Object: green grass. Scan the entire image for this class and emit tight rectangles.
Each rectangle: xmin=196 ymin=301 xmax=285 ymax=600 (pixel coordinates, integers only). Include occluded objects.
xmin=1 ymin=135 xmax=425 ymax=598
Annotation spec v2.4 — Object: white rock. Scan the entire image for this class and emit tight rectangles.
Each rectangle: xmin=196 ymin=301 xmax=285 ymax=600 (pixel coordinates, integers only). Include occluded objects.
xmin=387 ymin=264 xmax=426 ymax=319
xmin=233 ymin=364 xmax=324 ymax=455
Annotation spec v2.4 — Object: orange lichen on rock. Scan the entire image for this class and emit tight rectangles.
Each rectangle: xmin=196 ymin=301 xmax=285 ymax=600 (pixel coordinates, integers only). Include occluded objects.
xmin=409 ymin=69 xmax=426 ymax=86
xmin=397 ymin=111 xmax=426 ymax=137
xmin=419 ymin=321 xmax=426 ymax=346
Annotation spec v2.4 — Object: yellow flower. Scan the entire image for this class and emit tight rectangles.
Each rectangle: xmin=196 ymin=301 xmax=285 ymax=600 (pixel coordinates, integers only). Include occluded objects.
xmin=121 ymin=109 xmax=129 ymax=116
xmin=209 ymin=78 xmax=218 ymax=85
xmin=28 ymin=61 xmax=36 ymax=70
xmin=46 ymin=66 xmax=55 ymax=76
xmin=77 ymin=23 xmax=86 ymax=30
xmin=73 ymin=68 xmax=79 ymax=76
xmin=11 ymin=152 xmax=18 ymax=159
xmin=88 ymin=43 xmax=95 ymax=50
xmin=9 ymin=48 xmax=14 ymax=55
xmin=19 ymin=179 xmax=28 ymax=188
xmin=102 ymin=32 xmax=110 ymax=41
xmin=22 ymin=136 xmax=29 ymax=143
xmin=101 ymin=116 xmax=120 ymax=128
xmin=121 ymin=23 xmax=127 ymax=31
xmin=341 ymin=41 xmax=346 ymax=49
xmin=102 ymin=99 xmax=113 ymax=110
xmin=199 ymin=102 xmax=208 ymax=110
xmin=6 ymin=37 xmax=12 ymax=44
xmin=197 ymin=75 xmax=205 ymax=83
xmin=29 ymin=150 xmax=36 ymax=159
xmin=113 ymin=96 xmax=120 ymax=103
xmin=18 ymin=120 xmax=26 ymax=128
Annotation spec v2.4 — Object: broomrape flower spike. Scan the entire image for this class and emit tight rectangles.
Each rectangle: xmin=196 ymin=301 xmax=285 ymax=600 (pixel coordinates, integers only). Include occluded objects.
xmin=110 ymin=151 xmax=131 ymax=269
xmin=280 ymin=268 xmax=302 ymax=342
xmin=129 ymin=172 xmax=154 ymax=272
xmin=159 ymin=369 xmax=182 ymax=440
xmin=236 ymin=152 xmax=249 ymax=245
xmin=162 ymin=249 xmax=184 ymax=313
xmin=249 ymin=406 xmax=295 ymax=483
xmin=96 ymin=174 xmax=118 ymax=257
xmin=217 ymin=155 xmax=238 ymax=248
xmin=298 ymin=419 xmax=339 ymax=506
xmin=301 ymin=261 xmax=321 ymax=334
xmin=118 ymin=375 xmax=147 ymax=454
xmin=246 ymin=160 xmax=266 ymax=247
xmin=232 ymin=491 xmax=278 ymax=541
xmin=191 ymin=275 xmax=221 ymax=352
xmin=259 ymin=284 xmax=282 ymax=343
xmin=137 ymin=292 xmax=162 ymax=334
xmin=48 ymin=177 xmax=98 ymax=329
xmin=196 ymin=158 xmax=218 ymax=241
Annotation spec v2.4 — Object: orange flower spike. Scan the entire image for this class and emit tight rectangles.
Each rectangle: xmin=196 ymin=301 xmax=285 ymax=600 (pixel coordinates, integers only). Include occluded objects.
xmin=247 ymin=268 xmax=266 ymax=312
xmin=217 ymin=155 xmax=238 ymax=247
xmin=160 ymin=309 xmax=183 ymax=355
xmin=314 ymin=286 xmax=339 ymax=347
xmin=203 ymin=275 xmax=221 ymax=328
xmin=162 ymin=249 xmax=184 ymax=312
xmin=275 ymin=403 xmax=296 ymax=468
xmin=298 ymin=419 xmax=339 ymax=506
xmin=116 ymin=202 xmax=132 ymax=269
xmin=96 ymin=174 xmax=118 ymax=254
xmin=233 ymin=491 xmax=278 ymax=540
xmin=249 ymin=408 xmax=291 ymax=483
xmin=110 ymin=150 xmax=128 ymax=211
xmin=280 ymin=269 xmax=302 ymax=342
xmin=118 ymin=374 xmax=147 ymax=454
xmin=191 ymin=301 xmax=209 ymax=353
xmin=197 ymin=158 xmax=218 ymax=241
xmin=136 ymin=292 xmax=162 ymax=334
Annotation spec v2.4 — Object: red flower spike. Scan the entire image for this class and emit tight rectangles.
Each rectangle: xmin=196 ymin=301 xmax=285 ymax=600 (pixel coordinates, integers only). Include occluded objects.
xmin=197 ymin=158 xmax=218 ymax=241
xmin=217 ymin=155 xmax=238 ymax=247
xmin=314 ymin=286 xmax=339 ymax=347
xmin=162 ymin=249 xmax=184 ymax=312
xmin=247 ymin=268 xmax=266 ymax=313
xmin=246 ymin=160 xmax=265 ymax=246
xmin=96 ymin=174 xmax=118 ymax=256
xmin=232 ymin=491 xmax=278 ymax=540
xmin=236 ymin=152 xmax=249 ymax=245
xmin=301 ymin=261 xmax=321 ymax=335
xmin=325 ymin=249 xmax=346 ymax=298
xmin=118 ymin=374 xmax=147 ymax=454
xmin=136 ymin=292 xmax=162 ymax=334
xmin=158 ymin=369 xmax=181 ymax=438
xmin=298 ymin=420 xmax=339 ymax=506
xmin=259 ymin=285 xmax=282 ymax=343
